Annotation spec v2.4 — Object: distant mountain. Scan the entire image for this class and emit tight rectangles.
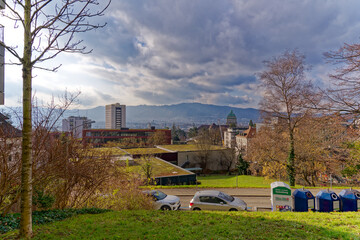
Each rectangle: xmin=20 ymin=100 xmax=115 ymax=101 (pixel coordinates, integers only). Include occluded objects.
xmin=65 ymin=103 xmax=260 ymax=128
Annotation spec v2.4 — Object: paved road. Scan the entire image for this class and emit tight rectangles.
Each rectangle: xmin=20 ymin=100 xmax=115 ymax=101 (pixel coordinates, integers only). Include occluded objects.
xmin=160 ymin=187 xmax=346 ymax=211
xmin=160 ymin=188 xmax=272 ymax=210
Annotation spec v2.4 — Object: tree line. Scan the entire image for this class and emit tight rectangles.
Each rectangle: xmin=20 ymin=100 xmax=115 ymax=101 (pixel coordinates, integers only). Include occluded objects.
xmin=249 ymin=48 xmax=360 ymax=187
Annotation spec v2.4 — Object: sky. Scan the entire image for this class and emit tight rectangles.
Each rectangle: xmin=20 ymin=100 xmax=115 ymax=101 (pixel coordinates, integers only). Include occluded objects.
xmin=2 ymin=0 xmax=360 ymax=109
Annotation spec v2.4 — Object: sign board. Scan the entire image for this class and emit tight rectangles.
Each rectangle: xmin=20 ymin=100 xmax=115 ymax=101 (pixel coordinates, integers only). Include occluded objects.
xmin=271 ymin=182 xmax=292 ymax=211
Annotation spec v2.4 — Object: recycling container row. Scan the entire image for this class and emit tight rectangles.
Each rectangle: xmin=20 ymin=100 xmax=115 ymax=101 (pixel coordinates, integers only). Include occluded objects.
xmin=293 ymin=188 xmax=360 ymax=212
xmin=271 ymin=182 xmax=360 ymax=212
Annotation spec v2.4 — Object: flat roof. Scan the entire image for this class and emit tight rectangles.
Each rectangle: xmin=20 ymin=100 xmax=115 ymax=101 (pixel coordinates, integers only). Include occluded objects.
xmin=123 ymin=147 xmax=171 ymax=155
xmin=84 ymin=129 xmax=170 ymax=131
xmin=157 ymin=144 xmax=227 ymax=152
xmin=88 ymin=147 xmax=127 ymax=156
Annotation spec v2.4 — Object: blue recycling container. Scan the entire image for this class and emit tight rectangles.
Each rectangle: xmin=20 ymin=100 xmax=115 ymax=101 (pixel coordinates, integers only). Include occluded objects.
xmin=292 ymin=188 xmax=315 ymax=212
xmin=316 ymin=190 xmax=341 ymax=212
xmin=339 ymin=189 xmax=360 ymax=212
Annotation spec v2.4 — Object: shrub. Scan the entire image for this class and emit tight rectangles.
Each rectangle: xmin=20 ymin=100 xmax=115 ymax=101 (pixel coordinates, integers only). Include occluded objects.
xmin=33 ymin=190 xmax=55 ymax=210
xmin=0 ymin=208 xmax=111 ymax=234
xmin=85 ymin=178 xmax=154 ymax=210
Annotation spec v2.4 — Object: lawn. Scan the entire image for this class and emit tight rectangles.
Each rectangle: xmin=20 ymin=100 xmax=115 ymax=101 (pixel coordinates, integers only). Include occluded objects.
xmin=197 ymin=175 xmax=275 ymax=188
xmin=157 ymin=175 xmax=358 ymax=189
xmin=2 ymin=210 xmax=360 ymax=239
xmin=155 ymin=175 xmax=278 ymax=188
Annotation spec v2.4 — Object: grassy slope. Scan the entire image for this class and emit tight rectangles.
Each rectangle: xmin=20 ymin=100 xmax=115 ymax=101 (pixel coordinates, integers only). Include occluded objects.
xmin=157 ymin=175 xmax=287 ymax=188
xmin=157 ymin=175 xmax=357 ymax=189
xmin=2 ymin=211 xmax=360 ymax=239
xmin=198 ymin=175 xmax=275 ymax=188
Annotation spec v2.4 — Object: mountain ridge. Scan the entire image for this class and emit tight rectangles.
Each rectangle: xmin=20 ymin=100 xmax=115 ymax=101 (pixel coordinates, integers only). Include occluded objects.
xmin=64 ymin=103 xmax=260 ymax=128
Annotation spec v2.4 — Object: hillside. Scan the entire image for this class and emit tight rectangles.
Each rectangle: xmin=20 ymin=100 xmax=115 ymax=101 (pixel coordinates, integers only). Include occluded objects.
xmin=3 ymin=211 xmax=359 ymax=239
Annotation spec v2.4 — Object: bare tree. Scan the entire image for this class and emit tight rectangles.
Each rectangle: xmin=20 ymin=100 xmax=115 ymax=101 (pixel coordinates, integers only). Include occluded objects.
xmin=0 ymin=0 xmax=110 ymax=237
xmin=295 ymin=114 xmax=348 ymax=186
xmin=259 ymin=50 xmax=319 ymax=186
xmin=324 ymin=43 xmax=360 ymax=119
xmin=218 ymin=147 xmax=236 ymax=175
xmin=247 ymin=124 xmax=288 ymax=179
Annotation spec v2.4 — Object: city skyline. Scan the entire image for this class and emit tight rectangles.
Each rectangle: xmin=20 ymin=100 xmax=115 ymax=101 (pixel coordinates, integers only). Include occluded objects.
xmin=2 ymin=1 xmax=360 ymax=109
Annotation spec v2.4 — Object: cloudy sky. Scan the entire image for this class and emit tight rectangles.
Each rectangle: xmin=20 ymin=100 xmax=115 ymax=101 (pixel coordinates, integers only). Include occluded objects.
xmin=2 ymin=0 xmax=360 ymax=109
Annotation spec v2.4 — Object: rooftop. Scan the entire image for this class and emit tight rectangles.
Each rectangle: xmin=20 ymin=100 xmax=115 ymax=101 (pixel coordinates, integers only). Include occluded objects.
xmin=158 ymin=144 xmax=227 ymax=152
xmin=88 ymin=147 xmax=127 ymax=156
xmin=123 ymin=147 xmax=170 ymax=155
xmin=129 ymin=157 xmax=193 ymax=177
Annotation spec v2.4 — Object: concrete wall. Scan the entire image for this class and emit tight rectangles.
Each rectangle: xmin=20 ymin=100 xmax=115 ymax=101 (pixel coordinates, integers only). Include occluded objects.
xmin=177 ymin=148 xmax=235 ymax=171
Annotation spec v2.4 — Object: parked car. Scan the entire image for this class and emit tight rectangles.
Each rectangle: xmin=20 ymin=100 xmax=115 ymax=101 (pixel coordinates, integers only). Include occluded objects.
xmin=189 ymin=190 xmax=247 ymax=211
xmin=143 ymin=190 xmax=181 ymax=210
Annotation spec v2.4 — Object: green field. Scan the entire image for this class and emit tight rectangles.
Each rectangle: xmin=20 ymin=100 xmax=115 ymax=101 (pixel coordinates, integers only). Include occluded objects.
xmin=3 ymin=210 xmax=360 ymax=239
xmin=156 ymin=175 xmax=356 ymax=189
xmin=198 ymin=175 xmax=275 ymax=188
xmin=156 ymin=175 xmax=293 ymax=188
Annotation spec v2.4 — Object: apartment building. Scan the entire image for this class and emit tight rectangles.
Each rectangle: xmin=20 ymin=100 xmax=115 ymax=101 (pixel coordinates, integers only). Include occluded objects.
xmin=105 ymin=103 xmax=126 ymax=129
xmin=62 ymin=116 xmax=94 ymax=138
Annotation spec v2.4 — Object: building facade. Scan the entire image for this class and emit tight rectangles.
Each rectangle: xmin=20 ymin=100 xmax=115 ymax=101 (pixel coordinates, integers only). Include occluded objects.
xmin=235 ymin=126 xmax=256 ymax=153
xmin=62 ymin=116 xmax=93 ymax=138
xmin=82 ymin=128 xmax=171 ymax=146
xmin=223 ymin=127 xmax=249 ymax=148
xmin=105 ymin=103 xmax=126 ymax=129
xmin=0 ymin=0 xmax=5 ymax=105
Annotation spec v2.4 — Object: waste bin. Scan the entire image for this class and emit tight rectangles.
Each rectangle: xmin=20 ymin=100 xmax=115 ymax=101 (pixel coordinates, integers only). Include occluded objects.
xmin=271 ymin=182 xmax=292 ymax=211
xmin=292 ymin=188 xmax=315 ymax=212
xmin=316 ymin=189 xmax=340 ymax=212
xmin=339 ymin=188 xmax=360 ymax=212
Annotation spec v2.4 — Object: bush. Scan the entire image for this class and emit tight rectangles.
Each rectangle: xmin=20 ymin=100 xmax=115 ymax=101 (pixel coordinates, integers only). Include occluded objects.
xmin=33 ymin=190 xmax=55 ymax=210
xmin=0 ymin=208 xmax=111 ymax=234
xmin=86 ymin=188 xmax=154 ymax=211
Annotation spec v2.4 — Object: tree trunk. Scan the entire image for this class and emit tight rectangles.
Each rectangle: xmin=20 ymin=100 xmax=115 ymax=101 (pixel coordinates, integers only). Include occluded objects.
xmin=287 ymin=131 xmax=295 ymax=186
xmin=19 ymin=0 xmax=33 ymax=238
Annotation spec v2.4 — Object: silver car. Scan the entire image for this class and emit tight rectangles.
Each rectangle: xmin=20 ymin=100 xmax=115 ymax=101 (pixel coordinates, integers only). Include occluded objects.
xmin=144 ymin=190 xmax=181 ymax=210
xmin=189 ymin=190 xmax=247 ymax=211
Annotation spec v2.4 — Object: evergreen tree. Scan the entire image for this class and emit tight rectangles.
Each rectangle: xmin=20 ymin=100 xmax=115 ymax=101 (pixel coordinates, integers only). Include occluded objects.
xmin=237 ymin=154 xmax=249 ymax=175
xmin=249 ymin=120 xmax=254 ymax=127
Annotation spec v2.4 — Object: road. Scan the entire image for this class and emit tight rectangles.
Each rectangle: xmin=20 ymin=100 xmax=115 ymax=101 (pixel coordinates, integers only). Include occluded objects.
xmin=160 ymin=188 xmax=272 ymax=211
xmin=160 ymin=187 xmax=346 ymax=211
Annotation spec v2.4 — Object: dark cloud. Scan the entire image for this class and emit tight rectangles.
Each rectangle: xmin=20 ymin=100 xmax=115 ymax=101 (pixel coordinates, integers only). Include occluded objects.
xmin=77 ymin=0 xmax=360 ymax=107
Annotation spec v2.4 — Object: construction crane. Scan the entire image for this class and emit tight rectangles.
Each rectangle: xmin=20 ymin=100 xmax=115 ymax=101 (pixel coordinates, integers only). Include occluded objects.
xmin=218 ymin=119 xmax=224 ymax=145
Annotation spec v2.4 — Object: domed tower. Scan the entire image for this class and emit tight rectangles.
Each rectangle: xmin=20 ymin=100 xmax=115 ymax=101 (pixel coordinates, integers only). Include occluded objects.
xmin=226 ymin=110 xmax=237 ymax=127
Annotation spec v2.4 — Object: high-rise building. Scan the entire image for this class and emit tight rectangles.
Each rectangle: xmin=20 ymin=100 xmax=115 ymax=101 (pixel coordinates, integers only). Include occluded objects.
xmin=0 ymin=0 xmax=5 ymax=105
xmin=62 ymin=116 xmax=94 ymax=138
xmin=105 ymin=103 xmax=126 ymax=129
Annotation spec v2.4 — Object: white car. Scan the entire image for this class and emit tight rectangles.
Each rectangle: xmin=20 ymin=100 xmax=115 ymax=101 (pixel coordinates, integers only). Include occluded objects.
xmin=144 ymin=190 xmax=181 ymax=210
xmin=189 ymin=190 xmax=247 ymax=211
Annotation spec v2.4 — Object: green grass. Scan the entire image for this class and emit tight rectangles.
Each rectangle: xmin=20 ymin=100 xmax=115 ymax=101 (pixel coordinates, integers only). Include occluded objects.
xmin=2 ymin=210 xmax=360 ymax=239
xmin=155 ymin=175 xmax=276 ymax=188
xmin=156 ymin=175 xmax=360 ymax=189
xmin=124 ymin=147 xmax=170 ymax=155
xmin=198 ymin=175 xmax=275 ymax=188
xmin=126 ymin=158 xmax=192 ymax=177
xmin=158 ymin=144 xmax=226 ymax=152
